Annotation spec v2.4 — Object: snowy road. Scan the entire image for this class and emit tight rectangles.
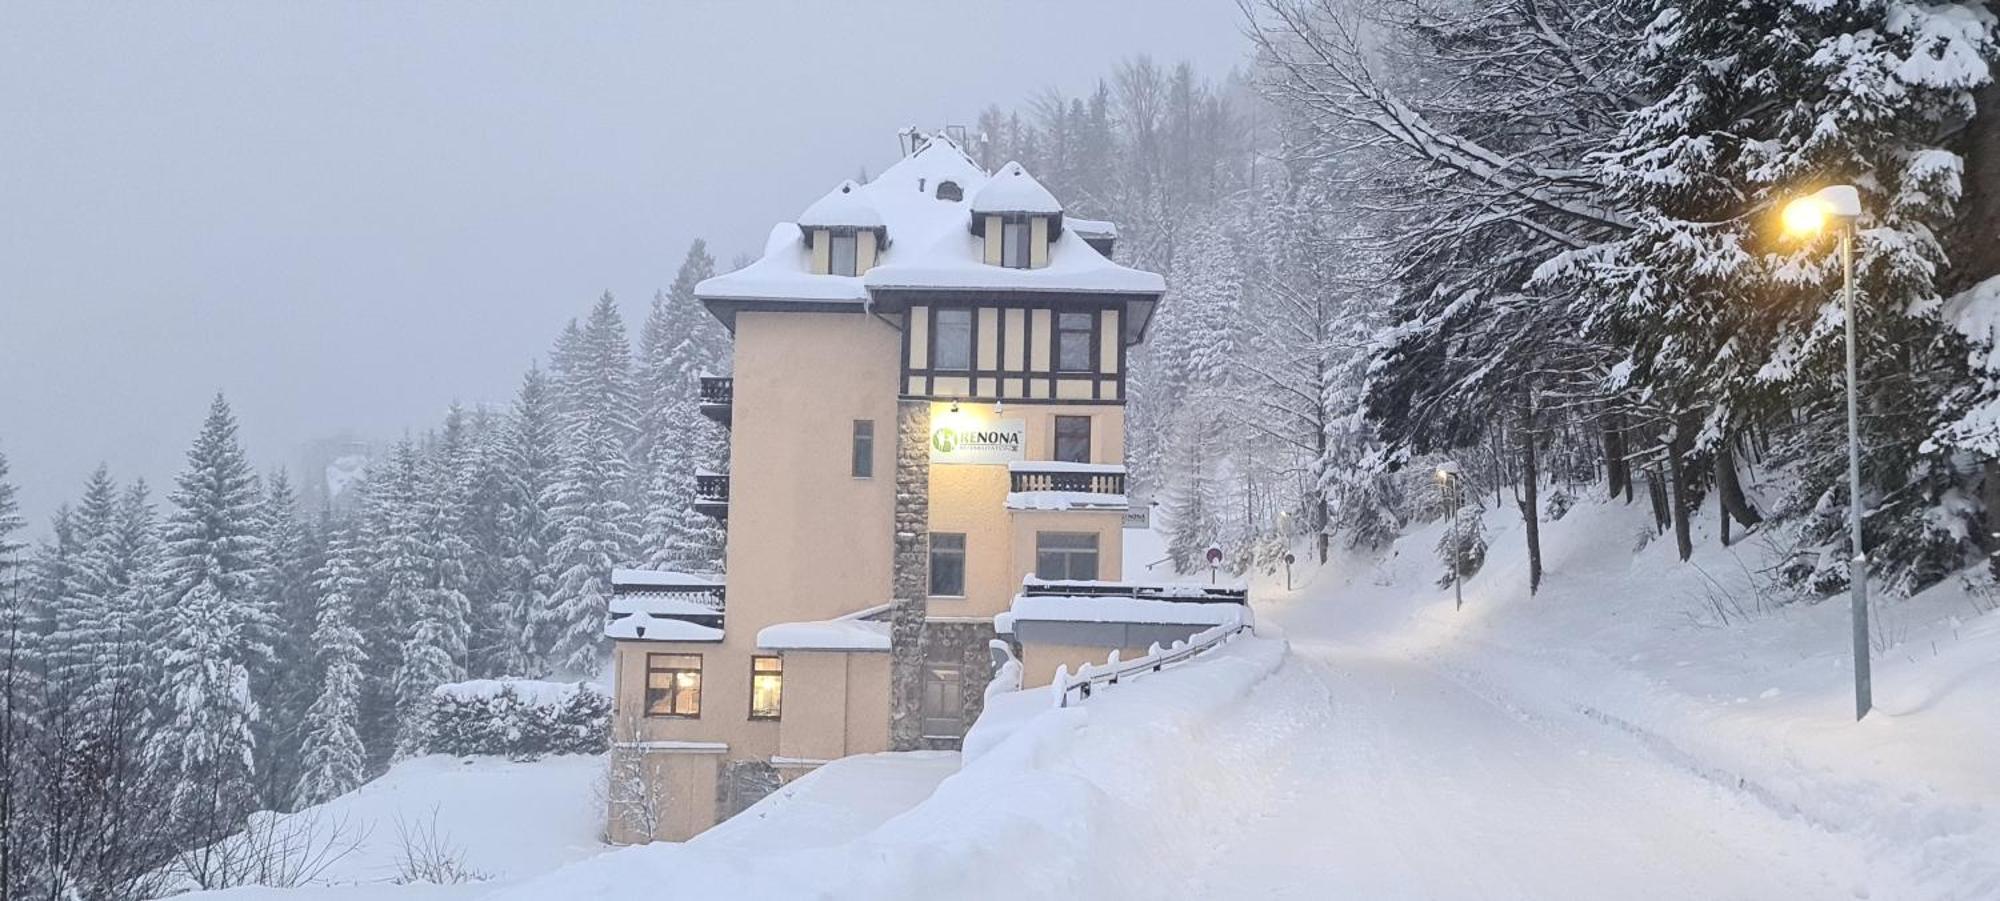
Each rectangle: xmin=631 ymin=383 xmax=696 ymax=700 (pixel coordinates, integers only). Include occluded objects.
xmin=1192 ymin=633 xmax=1877 ymax=900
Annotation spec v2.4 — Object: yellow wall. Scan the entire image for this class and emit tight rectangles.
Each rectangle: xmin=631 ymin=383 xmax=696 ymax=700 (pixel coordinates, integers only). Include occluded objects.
xmin=1030 ymin=216 xmax=1050 ymax=268
xmin=858 ymin=230 xmax=878 ymax=273
xmin=810 ymin=228 xmax=831 ymax=275
xmin=925 ymin=400 xmax=1126 ymax=620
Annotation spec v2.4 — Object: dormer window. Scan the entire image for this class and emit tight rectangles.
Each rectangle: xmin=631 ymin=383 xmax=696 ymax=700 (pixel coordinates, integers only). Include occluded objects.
xmin=935 ymin=180 xmax=963 ymax=202
xmin=1001 ymin=219 xmax=1032 ymax=269
xmin=830 ymin=232 xmax=859 ymax=276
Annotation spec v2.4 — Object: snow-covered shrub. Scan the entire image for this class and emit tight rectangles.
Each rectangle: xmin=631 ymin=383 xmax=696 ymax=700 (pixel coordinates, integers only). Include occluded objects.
xmin=422 ymin=680 xmax=609 ymax=759
xmin=1545 ymin=486 xmax=1576 ymax=522
xmin=1435 ymin=508 xmax=1488 ymax=587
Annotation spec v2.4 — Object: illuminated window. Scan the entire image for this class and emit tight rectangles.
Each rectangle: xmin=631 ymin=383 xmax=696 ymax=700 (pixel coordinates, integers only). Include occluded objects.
xmin=934 ymin=308 xmax=973 ymax=371
xmin=830 ymin=232 xmax=859 ymax=276
xmin=1035 ymin=532 xmax=1099 ymax=581
xmin=930 ymin=532 xmax=965 ymax=597
xmin=1056 ymin=312 xmax=1093 ymax=372
xmin=644 ymin=654 xmax=702 ymax=718
xmin=1001 ymin=220 xmax=1031 ymax=268
xmin=749 ymin=656 xmax=783 ymax=720
xmin=1054 ymin=416 xmax=1091 ymax=464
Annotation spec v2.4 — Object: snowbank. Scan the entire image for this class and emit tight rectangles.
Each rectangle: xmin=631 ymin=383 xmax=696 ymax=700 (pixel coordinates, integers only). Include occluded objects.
xmin=158 ymin=755 xmax=608 ymax=899
xmin=482 ymin=636 xmax=1289 ymax=901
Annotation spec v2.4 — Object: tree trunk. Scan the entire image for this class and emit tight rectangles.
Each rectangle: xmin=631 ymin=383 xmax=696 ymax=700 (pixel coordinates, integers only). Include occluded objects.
xmin=1646 ymin=469 xmax=1670 ymax=533
xmin=1667 ymin=418 xmax=1695 ymax=562
xmin=1603 ymin=412 xmax=1629 ymax=501
xmin=1983 ymin=458 xmax=2000 ymax=579
xmin=1517 ymin=381 xmax=1543 ymax=594
xmin=1715 ymin=433 xmax=1763 ymax=533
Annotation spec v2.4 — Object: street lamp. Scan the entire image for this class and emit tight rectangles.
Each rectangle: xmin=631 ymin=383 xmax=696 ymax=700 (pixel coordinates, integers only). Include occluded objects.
xmin=1782 ymin=184 xmax=1871 ymax=721
xmin=1437 ymin=461 xmax=1463 ymax=612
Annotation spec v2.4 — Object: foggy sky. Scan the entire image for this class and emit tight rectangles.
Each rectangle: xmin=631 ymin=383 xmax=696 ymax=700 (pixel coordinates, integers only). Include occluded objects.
xmin=0 ymin=1 xmax=1249 ymax=530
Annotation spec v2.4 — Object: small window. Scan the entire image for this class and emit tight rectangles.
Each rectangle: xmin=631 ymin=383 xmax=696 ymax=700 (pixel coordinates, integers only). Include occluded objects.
xmin=1056 ymin=312 xmax=1094 ymax=372
xmin=749 ymin=656 xmax=782 ymax=720
xmin=830 ymin=232 xmax=859 ymax=276
xmin=934 ymin=308 xmax=973 ymax=371
xmin=1001 ymin=220 xmax=1031 ymax=269
xmin=919 ymin=663 xmax=965 ymax=740
xmin=935 ymin=180 xmax=963 ymax=202
xmin=929 ymin=532 xmax=966 ymax=597
xmin=1035 ymin=532 xmax=1100 ymax=582
xmin=1054 ymin=416 xmax=1092 ymax=464
xmin=645 ymin=654 xmax=703 ymax=718
xmin=852 ymin=420 xmax=874 ymax=478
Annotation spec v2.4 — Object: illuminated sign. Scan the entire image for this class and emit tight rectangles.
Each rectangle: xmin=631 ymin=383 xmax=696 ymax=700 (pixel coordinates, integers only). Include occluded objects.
xmin=930 ymin=417 xmax=1025 ymax=464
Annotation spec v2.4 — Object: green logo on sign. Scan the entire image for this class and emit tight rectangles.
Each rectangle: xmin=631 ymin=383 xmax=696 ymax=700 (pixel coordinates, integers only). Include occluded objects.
xmin=932 ymin=428 xmax=957 ymax=453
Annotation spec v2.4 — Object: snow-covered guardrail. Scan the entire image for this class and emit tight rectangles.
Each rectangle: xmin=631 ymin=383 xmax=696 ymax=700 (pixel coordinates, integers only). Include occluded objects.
xmin=1048 ymin=618 xmax=1252 ymax=708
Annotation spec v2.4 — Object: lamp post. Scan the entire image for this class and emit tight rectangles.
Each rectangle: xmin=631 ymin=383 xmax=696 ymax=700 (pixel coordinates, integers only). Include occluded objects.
xmin=1782 ymin=184 xmax=1871 ymax=721
xmin=1437 ymin=461 xmax=1463 ymax=612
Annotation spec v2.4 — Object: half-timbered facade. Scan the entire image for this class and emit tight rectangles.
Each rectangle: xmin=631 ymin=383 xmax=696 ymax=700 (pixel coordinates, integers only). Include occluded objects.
xmin=605 ymin=132 xmax=1165 ymax=843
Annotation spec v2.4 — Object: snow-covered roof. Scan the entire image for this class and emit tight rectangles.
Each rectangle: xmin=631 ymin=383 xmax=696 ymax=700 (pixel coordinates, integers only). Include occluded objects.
xmin=432 ymin=679 xmax=606 ymax=705
xmin=609 ymin=594 xmax=720 ymax=618
xmin=1006 ymin=491 xmax=1130 ymax=512
xmin=756 ymin=603 xmax=893 ymax=652
xmin=604 ymin=613 xmax=724 ymax=643
xmin=612 ymin=568 xmax=722 ymax=589
xmin=696 ymin=133 xmax=1162 ymax=308
xmin=969 ymin=161 xmax=1062 ymax=215
xmin=797 ymin=180 xmax=885 ymax=231
xmin=1068 ymin=217 xmax=1118 ymax=240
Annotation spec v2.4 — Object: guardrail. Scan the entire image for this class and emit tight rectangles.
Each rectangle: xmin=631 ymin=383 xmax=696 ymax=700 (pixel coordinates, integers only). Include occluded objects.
xmin=1019 ymin=578 xmax=1248 ymax=605
xmin=1048 ymin=618 xmax=1251 ymax=708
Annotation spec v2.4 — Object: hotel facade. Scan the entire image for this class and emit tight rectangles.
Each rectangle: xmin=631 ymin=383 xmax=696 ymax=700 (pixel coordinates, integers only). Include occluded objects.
xmin=604 ymin=133 xmax=1227 ymax=842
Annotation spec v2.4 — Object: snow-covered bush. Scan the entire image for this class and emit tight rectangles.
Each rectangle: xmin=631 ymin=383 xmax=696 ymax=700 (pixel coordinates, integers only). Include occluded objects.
xmin=420 ymin=680 xmax=609 ymax=759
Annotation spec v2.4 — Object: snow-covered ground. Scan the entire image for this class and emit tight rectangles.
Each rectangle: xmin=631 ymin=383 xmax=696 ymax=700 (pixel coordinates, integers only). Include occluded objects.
xmin=159 ymin=755 xmax=608 ymax=900
xmin=166 ymin=503 xmax=2000 ymax=900
xmin=1201 ymin=495 xmax=2000 ymax=900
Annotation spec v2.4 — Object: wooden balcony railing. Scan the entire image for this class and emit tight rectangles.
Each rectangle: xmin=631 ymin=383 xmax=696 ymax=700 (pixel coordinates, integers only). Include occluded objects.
xmin=694 ymin=473 xmax=729 ymax=520
xmin=698 ymin=376 xmax=733 ymax=426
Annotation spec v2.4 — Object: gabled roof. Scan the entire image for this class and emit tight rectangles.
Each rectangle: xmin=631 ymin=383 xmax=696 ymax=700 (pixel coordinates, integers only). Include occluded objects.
xmin=969 ymin=161 xmax=1062 ymax=216
xmin=796 ymin=179 xmax=884 ymax=231
xmin=695 ymin=133 xmax=1163 ymax=310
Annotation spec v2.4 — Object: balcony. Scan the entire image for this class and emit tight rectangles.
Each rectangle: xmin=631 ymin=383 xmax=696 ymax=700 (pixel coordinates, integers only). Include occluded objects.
xmin=694 ymin=472 xmax=729 ymax=521
xmin=699 ymin=376 xmax=733 ymax=426
xmin=1006 ymin=463 xmax=1127 ymax=512
xmin=1008 ymin=463 xmax=1126 ymax=495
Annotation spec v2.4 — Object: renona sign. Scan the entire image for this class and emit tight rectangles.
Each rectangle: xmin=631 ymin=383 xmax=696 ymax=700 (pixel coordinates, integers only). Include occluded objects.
xmin=931 ymin=418 xmax=1025 ymax=464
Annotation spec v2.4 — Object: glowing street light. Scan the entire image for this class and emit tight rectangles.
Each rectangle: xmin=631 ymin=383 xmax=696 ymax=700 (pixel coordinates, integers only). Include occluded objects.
xmin=1784 ymin=184 xmax=1872 ymax=721
xmin=1437 ymin=461 xmax=1463 ymax=612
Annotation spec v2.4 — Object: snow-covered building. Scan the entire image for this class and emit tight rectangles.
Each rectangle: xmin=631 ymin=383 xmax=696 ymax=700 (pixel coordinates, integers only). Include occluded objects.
xmin=606 ymin=131 xmax=1168 ymax=843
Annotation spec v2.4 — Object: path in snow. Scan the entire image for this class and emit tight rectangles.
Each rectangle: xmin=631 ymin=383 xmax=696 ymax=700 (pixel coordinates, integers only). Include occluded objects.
xmin=1190 ymin=623 xmax=1880 ymax=900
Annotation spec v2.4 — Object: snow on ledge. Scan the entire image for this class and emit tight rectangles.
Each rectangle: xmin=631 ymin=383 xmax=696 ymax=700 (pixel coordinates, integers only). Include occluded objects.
xmin=1005 ymin=461 xmax=1126 ymax=474
xmin=1006 ymin=491 xmax=1129 ymax=512
xmin=757 ymin=603 xmax=894 ymax=651
xmin=1006 ymin=595 xmax=1248 ymax=627
xmin=616 ymin=740 xmax=728 ymax=754
xmin=611 ymin=568 xmax=722 ymax=589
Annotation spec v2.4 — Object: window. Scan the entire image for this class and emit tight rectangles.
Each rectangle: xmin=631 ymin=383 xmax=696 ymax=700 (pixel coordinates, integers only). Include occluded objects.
xmin=919 ymin=663 xmax=965 ymax=740
xmin=852 ymin=420 xmax=874 ymax=478
xmin=1001 ymin=219 xmax=1031 ymax=268
xmin=829 ymin=232 xmax=859 ymax=276
xmin=1054 ymin=416 xmax=1092 ymax=464
xmin=929 ymin=532 xmax=966 ymax=596
xmin=749 ymin=656 xmax=783 ymax=720
xmin=644 ymin=654 xmax=702 ymax=718
xmin=1036 ymin=532 xmax=1100 ymax=581
xmin=935 ymin=180 xmax=963 ymax=201
xmin=934 ymin=308 xmax=973 ymax=371
xmin=1056 ymin=311 xmax=1094 ymax=372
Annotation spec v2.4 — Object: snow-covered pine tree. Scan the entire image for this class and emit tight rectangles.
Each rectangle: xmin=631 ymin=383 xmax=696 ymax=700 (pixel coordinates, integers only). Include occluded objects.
xmin=150 ymin=394 xmax=270 ymax=847
xmin=636 ymin=240 xmax=725 ymax=466
xmin=252 ymin=469 xmax=317 ymax=806
xmin=417 ymin=407 xmax=475 ymax=676
xmin=500 ymin=367 xmax=560 ymax=676
xmin=1579 ymin=0 xmax=1998 ymax=593
xmin=293 ymin=522 xmax=369 ymax=807
xmin=564 ymin=293 xmax=640 ymax=456
xmin=0 ymin=450 xmax=20 ymax=591
xmin=47 ymin=466 xmax=119 ymax=704
xmin=460 ymin=406 xmax=516 ymax=677
xmin=541 ymin=409 xmax=639 ymax=677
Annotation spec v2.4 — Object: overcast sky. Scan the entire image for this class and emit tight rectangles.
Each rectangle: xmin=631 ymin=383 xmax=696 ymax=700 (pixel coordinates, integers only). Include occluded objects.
xmin=0 ymin=1 xmax=1250 ymax=530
